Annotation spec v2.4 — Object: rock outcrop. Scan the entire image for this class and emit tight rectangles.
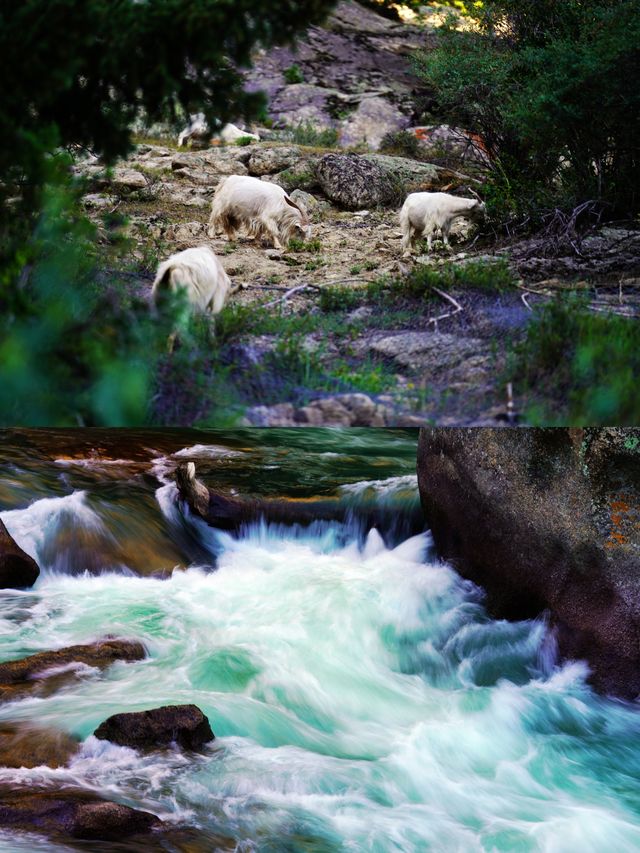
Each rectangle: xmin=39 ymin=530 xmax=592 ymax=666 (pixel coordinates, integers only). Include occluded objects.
xmin=0 ymin=638 xmax=145 ymax=702
xmin=0 ymin=518 xmax=39 ymax=589
xmin=0 ymin=787 xmax=161 ymax=841
xmin=245 ymin=1 xmax=430 ymax=148
xmin=416 ymin=428 xmax=640 ymax=698
xmin=94 ymin=704 xmax=214 ymax=751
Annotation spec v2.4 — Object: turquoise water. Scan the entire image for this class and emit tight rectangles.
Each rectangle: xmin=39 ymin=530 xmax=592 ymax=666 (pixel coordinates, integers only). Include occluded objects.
xmin=1 ymin=430 xmax=640 ymax=852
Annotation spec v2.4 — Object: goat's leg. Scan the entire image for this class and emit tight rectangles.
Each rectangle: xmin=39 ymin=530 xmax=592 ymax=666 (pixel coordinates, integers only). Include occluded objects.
xmin=264 ymin=218 xmax=284 ymax=250
xmin=441 ymin=222 xmax=453 ymax=252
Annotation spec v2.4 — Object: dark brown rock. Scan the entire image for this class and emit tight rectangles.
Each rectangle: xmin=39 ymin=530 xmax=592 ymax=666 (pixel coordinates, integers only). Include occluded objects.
xmin=94 ymin=704 xmax=215 ymax=751
xmin=416 ymin=427 xmax=640 ymax=698
xmin=0 ymin=518 xmax=39 ymax=589
xmin=0 ymin=638 xmax=146 ymax=703
xmin=0 ymin=722 xmax=79 ymax=768
xmin=0 ymin=787 xmax=161 ymax=841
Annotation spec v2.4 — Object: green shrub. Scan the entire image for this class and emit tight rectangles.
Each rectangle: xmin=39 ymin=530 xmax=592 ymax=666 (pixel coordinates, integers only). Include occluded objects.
xmin=284 ymin=64 xmax=304 ymax=84
xmin=414 ymin=0 xmax=640 ymax=223
xmin=512 ymin=296 xmax=640 ymax=424
xmin=289 ymin=122 xmax=340 ymax=148
xmin=379 ymin=130 xmax=421 ymax=160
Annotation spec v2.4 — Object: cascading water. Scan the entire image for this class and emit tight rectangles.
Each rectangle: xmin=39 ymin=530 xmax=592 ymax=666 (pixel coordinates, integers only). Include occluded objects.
xmin=1 ymin=429 xmax=640 ymax=852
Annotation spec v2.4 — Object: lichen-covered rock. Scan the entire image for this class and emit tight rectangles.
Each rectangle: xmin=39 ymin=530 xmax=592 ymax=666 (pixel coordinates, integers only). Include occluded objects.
xmin=0 ymin=787 xmax=161 ymax=841
xmin=416 ymin=427 xmax=640 ymax=698
xmin=248 ymin=146 xmax=302 ymax=176
xmin=317 ymin=152 xmax=449 ymax=210
xmin=316 ymin=153 xmax=401 ymax=209
xmin=0 ymin=519 xmax=39 ymax=589
xmin=94 ymin=704 xmax=215 ymax=751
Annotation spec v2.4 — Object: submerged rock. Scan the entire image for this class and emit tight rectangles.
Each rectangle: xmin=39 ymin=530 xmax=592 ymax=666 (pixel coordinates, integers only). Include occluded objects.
xmin=0 ymin=638 xmax=145 ymax=702
xmin=0 ymin=722 xmax=79 ymax=768
xmin=416 ymin=428 xmax=640 ymax=698
xmin=0 ymin=518 xmax=39 ymax=589
xmin=94 ymin=704 xmax=214 ymax=751
xmin=0 ymin=786 xmax=161 ymax=841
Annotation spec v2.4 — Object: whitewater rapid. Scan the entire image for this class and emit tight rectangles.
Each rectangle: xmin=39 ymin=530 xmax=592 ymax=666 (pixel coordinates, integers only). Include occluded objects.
xmin=0 ymin=430 xmax=640 ymax=852
xmin=2 ymin=500 xmax=640 ymax=851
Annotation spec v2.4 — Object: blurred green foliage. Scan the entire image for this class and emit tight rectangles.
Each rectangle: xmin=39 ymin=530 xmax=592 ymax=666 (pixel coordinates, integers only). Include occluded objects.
xmin=414 ymin=0 xmax=640 ymax=224
xmin=510 ymin=295 xmax=640 ymax=425
xmin=0 ymin=0 xmax=339 ymax=425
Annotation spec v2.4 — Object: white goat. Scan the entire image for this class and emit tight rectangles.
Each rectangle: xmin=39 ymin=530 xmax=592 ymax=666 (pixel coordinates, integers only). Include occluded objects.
xmin=207 ymin=175 xmax=311 ymax=249
xmin=178 ymin=115 xmax=260 ymax=147
xmin=151 ymin=246 xmax=235 ymax=315
xmin=177 ymin=113 xmax=209 ymax=148
xmin=400 ymin=191 xmax=486 ymax=255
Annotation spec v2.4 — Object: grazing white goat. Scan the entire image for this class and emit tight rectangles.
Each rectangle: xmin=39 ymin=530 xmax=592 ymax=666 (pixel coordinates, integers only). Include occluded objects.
xmin=400 ymin=191 xmax=486 ymax=256
xmin=177 ymin=115 xmax=260 ymax=147
xmin=207 ymin=175 xmax=311 ymax=249
xmin=151 ymin=246 xmax=235 ymax=315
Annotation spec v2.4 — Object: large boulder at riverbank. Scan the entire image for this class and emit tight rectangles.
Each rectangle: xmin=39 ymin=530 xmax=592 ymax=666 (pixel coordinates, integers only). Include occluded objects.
xmin=0 ymin=519 xmax=39 ymax=589
xmin=0 ymin=638 xmax=145 ymax=702
xmin=94 ymin=704 xmax=214 ymax=751
xmin=0 ymin=787 xmax=161 ymax=841
xmin=416 ymin=428 xmax=640 ymax=698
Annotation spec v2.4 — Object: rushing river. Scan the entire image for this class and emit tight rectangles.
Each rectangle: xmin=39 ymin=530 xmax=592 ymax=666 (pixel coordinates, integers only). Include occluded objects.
xmin=1 ymin=428 xmax=640 ymax=852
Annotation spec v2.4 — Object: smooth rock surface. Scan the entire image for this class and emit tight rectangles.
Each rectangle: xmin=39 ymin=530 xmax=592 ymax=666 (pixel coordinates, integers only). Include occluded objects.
xmin=417 ymin=427 xmax=640 ymax=698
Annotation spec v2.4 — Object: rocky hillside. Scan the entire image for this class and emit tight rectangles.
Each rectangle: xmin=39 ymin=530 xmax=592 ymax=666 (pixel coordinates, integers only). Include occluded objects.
xmin=76 ymin=1 xmax=640 ymax=427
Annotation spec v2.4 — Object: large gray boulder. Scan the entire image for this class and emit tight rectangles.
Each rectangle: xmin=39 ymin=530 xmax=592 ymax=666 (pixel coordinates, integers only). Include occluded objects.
xmin=416 ymin=428 xmax=640 ymax=698
xmin=0 ymin=519 xmax=39 ymax=589
xmin=317 ymin=152 xmax=448 ymax=209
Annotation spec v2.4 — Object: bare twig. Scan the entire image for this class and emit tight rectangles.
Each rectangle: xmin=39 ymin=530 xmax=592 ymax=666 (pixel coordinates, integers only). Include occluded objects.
xmin=428 ymin=287 xmax=463 ymax=328
xmin=520 ymin=292 xmax=532 ymax=311
xmin=262 ymin=283 xmax=321 ymax=308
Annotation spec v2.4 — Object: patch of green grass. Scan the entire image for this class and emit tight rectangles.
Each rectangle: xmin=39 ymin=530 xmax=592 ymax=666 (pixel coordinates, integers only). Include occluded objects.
xmin=379 ymin=129 xmax=421 ymax=160
xmin=223 ymin=242 xmax=237 ymax=255
xmin=323 ymin=358 xmax=395 ymax=394
xmin=289 ymin=122 xmax=339 ymax=148
xmin=235 ymin=136 xmax=255 ymax=147
xmin=319 ymin=260 xmax=516 ymax=317
xmin=363 ymin=260 xmax=379 ymax=271
xmin=350 ymin=264 xmax=363 ymax=275
xmin=510 ymin=295 xmax=640 ymax=425
xmin=288 ymin=237 xmax=322 ymax=253
xmin=304 ymin=257 xmax=326 ymax=271
xmin=284 ymin=64 xmax=304 ymax=84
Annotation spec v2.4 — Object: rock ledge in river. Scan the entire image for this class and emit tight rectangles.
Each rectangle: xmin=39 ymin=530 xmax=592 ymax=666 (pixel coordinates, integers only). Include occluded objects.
xmin=94 ymin=704 xmax=215 ymax=751
xmin=0 ymin=638 xmax=146 ymax=702
xmin=0 ymin=787 xmax=161 ymax=841
xmin=0 ymin=519 xmax=40 ymax=589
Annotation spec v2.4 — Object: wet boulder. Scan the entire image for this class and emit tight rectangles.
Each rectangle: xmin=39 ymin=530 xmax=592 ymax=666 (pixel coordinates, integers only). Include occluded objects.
xmin=0 ymin=722 xmax=79 ymax=768
xmin=0 ymin=638 xmax=145 ymax=703
xmin=0 ymin=519 xmax=39 ymax=589
xmin=94 ymin=704 xmax=215 ymax=751
xmin=0 ymin=787 xmax=161 ymax=841
xmin=416 ymin=427 xmax=640 ymax=698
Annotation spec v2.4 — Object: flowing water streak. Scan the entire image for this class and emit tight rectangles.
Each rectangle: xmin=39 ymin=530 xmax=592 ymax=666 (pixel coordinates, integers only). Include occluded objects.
xmin=0 ymin=434 xmax=640 ymax=851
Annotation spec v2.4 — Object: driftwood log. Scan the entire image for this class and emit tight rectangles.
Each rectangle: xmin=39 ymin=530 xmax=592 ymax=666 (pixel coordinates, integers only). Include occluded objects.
xmin=174 ymin=462 xmax=425 ymax=541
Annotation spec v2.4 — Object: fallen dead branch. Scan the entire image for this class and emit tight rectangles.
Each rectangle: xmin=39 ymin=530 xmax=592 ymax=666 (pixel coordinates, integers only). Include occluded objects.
xmin=262 ymin=283 xmax=322 ymax=308
xmin=428 ymin=286 xmax=463 ymax=327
